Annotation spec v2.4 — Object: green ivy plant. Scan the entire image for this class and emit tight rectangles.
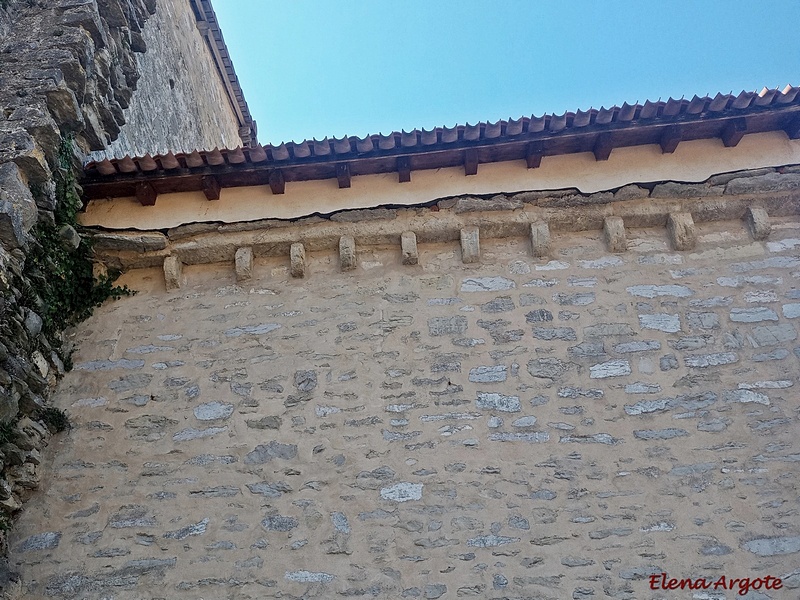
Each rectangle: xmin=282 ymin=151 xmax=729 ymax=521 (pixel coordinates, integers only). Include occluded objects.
xmin=20 ymin=136 xmax=134 ymax=348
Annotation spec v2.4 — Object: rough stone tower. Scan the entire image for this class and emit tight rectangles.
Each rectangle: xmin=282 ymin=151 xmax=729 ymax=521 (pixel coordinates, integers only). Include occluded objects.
xmin=0 ymin=0 xmax=253 ymax=594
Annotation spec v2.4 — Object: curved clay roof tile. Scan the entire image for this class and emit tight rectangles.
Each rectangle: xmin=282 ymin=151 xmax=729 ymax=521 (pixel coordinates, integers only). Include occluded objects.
xmin=505 ymin=117 xmax=523 ymax=135
xmin=248 ymin=145 xmax=268 ymax=163
xmin=686 ymin=95 xmax=708 ymax=114
xmin=138 ymin=154 xmax=158 ymax=171
xmin=464 ymin=123 xmax=481 ymax=141
xmin=776 ymin=85 xmax=799 ymax=103
xmin=401 ymin=130 xmax=418 ymax=147
xmin=378 ymin=133 xmax=396 ymax=150
xmin=96 ymin=159 xmax=117 ymax=175
xmin=595 ymin=106 xmax=615 ymax=125
xmin=160 ymin=152 xmax=180 ymax=170
xmin=548 ymin=112 xmax=567 ymax=132
xmin=420 ymin=128 xmax=438 ymax=145
xmin=662 ymin=97 xmax=684 ymax=117
xmin=639 ymin=100 xmax=661 ymax=120
xmin=528 ymin=114 xmax=546 ymax=133
xmin=572 ymin=109 xmax=592 ymax=128
xmin=118 ymin=156 xmax=137 ymax=173
xmin=332 ymin=136 xmax=352 ymax=154
xmin=617 ymin=102 xmax=638 ymax=122
xmin=441 ymin=125 xmax=459 ymax=143
xmin=313 ymin=138 xmax=331 ymax=156
xmin=355 ymin=136 xmax=374 ymax=153
xmin=484 ymin=121 xmax=502 ymax=138
xmin=206 ymin=148 xmax=225 ymax=166
xmin=270 ymin=143 xmax=290 ymax=161
xmin=708 ymin=93 xmax=730 ymax=112
xmin=731 ymin=91 xmax=756 ymax=109
xmin=293 ymin=141 xmax=311 ymax=158
xmin=185 ymin=150 xmax=205 ymax=167
xmin=227 ymin=147 xmax=246 ymax=164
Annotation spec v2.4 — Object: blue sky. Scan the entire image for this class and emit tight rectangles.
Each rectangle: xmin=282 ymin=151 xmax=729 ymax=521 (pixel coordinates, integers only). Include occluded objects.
xmin=214 ymin=1 xmax=800 ymax=145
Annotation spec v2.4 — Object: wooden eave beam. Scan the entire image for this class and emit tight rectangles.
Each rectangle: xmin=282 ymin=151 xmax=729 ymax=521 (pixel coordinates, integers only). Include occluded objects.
xmin=659 ymin=125 xmax=682 ymax=154
xmin=397 ymin=156 xmax=411 ymax=183
xmin=464 ymin=148 xmax=478 ymax=176
xmin=721 ymin=118 xmax=747 ymax=147
xmin=135 ymin=181 xmax=157 ymax=206
xmin=337 ymin=163 xmax=351 ymax=188
xmin=526 ymin=141 xmax=544 ymax=168
xmin=201 ymin=175 xmax=220 ymax=200
xmin=268 ymin=169 xmax=285 ymax=194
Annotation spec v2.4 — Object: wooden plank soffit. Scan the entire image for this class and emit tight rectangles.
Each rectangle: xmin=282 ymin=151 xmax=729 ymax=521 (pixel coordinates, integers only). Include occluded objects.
xmin=721 ymin=118 xmax=747 ymax=147
xmin=659 ymin=125 xmax=682 ymax=154
xmin=136 ymin=181 xmax=157 ymax=206
xmin=337 ymin=163 xmax=351 ymax=189
xmin=269 ymin=169 xmax=285 ymax=195
xmin=201 ymin=175 xmax=221 ymax=200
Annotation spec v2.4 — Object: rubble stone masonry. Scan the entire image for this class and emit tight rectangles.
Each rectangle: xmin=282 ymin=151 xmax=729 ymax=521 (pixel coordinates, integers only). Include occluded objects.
xmin=9 ymin=214 xmax=800 ymax=598
xmin=0 ymin=1 xmax=245 ymax=593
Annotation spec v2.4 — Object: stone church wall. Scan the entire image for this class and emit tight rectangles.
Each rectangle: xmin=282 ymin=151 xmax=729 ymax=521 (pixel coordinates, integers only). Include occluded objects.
xmin=8 ymin=216 xmax=800 ymax=598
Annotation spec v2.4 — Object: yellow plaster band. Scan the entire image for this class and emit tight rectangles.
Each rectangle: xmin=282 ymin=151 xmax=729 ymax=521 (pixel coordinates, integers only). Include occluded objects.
xmin=81 ymin=132 xmax=800 ymax=231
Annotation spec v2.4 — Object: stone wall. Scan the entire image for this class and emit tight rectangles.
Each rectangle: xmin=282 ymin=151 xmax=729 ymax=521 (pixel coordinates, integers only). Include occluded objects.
xmin=9 ymin=213 xmax=800 ymax=598
xmin=89 ymin=0 xmax=245 ymax=160
xmin=0 ymin=5 xmax=156 ymax=582
xmin=0 ymin=2 xmax=249 ymax=593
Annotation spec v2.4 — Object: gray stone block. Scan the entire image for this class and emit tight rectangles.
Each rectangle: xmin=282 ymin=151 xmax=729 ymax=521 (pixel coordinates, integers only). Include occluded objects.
xmin=339 ymin=235 xmax=356 ymax=271
xmin=529 ymin=221 xmax=550 ymax=257
xmin=234 ymin=246 xmax=253 ymax=282
xmin=460 ymin=226 xmax=480 ymax=263
xmin=163 ymin=256 xmax=182 ymax=291
xmin=652 ymin=182 xmax=723 ymax=198
xmin=725 ymin=172 xmax=800 ymax=195
xmin=401 ymin=231 xmax=418 ymax=265
xmin=330 ymin=207 xmax=396 ymax=222
xmin=744 ymin=206 xmax=771 ymax=240
xmin=428 ymin=316 xmax=468 ymax=336
xmin=92 ymin=231 xmax=168 ymax=252
xmin=0 ymin=162 xmax=38 ymax=249
xmin=454 ymin=195 xmax=522 ymax=213
xmin=290 ymin=242 xmax=306 ymax=278
xmin=667 ymin=212 xmax=696 ymax=251
xmin=603 ymin=216 xmax=627 ymax=252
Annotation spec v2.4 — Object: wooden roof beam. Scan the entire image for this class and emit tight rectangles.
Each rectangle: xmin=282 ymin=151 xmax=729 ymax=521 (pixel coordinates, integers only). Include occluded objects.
xmin=135 ymin=181 xmax=157 ymax=206
xmin=337 ymin=163 xmax=351 ymax=188
xmin=721 ymin=118 xmax=747 ymax=147
xmin=201 ymin=175 xmax=220 ymax=200
xmin=784 ymin=114 xmax=800 ymax=139
xmin=464 ymin=148 xmax=478 ymax=176
xmin=659 ymin=125 xmax=682 ymax=154
xmin=593 ymin=132 xmax=614 ymax=161
xmin=397 ymin=156 xmax=411 ymax=183
xmin=269 ymin=169 xmax=285 ymax=194
xmin=526 ymin=141 xmax=544 ymax=168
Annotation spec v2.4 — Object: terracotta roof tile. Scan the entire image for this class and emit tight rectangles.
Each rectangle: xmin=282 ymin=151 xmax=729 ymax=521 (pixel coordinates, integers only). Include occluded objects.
xmin=83 ymin=85 xmax=800 ymax=190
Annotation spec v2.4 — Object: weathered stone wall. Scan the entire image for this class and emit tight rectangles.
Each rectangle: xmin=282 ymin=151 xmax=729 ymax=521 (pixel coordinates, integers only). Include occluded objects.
xmin=89 ymin=0 xmax=245 ymax=160
xmin=0 ymin=4 xmax=156 ymax=578
xmin=0 ymin=1 xmax=249 ymax=593
xmin=9 ymin=214 xmax=799 ymax=598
